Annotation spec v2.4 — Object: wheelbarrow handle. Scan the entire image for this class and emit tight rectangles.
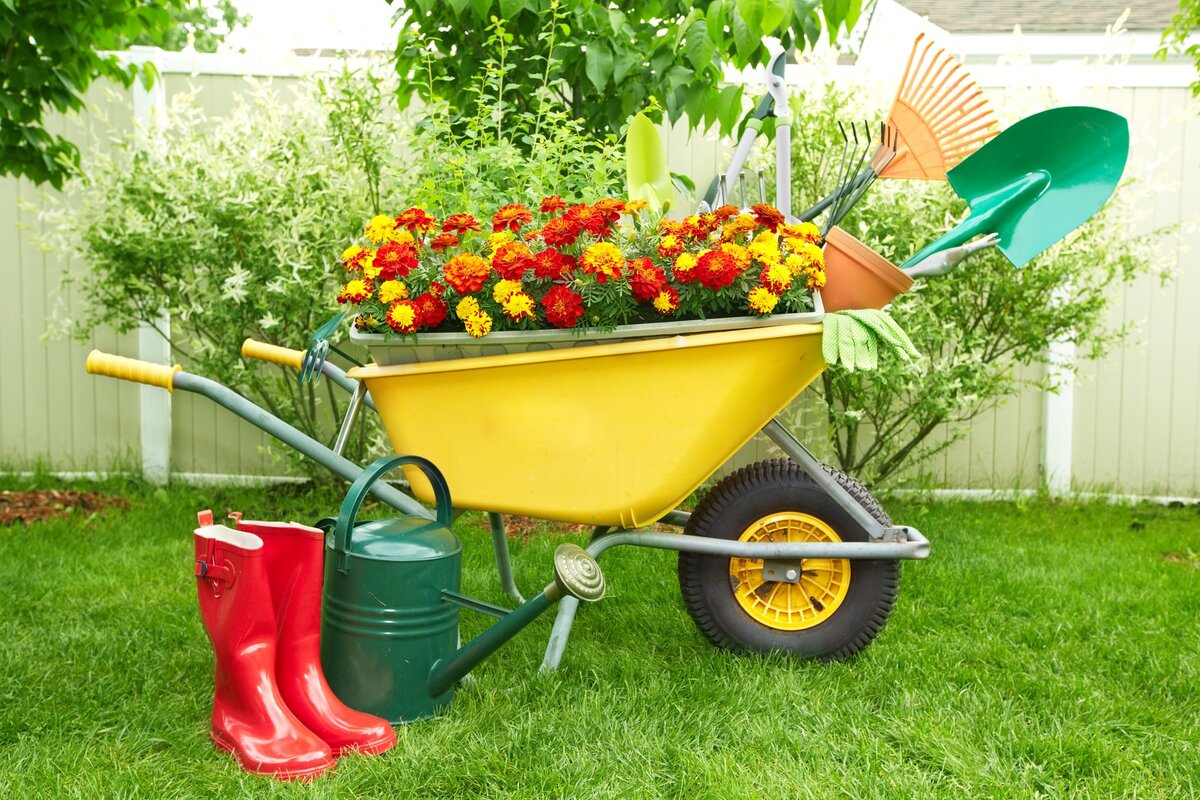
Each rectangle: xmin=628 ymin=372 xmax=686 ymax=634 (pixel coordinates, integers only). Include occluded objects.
xmin=241 ymin=338 xmax=305 ymax=370
xmin=86 ymin=350 xmax=181 ymax=393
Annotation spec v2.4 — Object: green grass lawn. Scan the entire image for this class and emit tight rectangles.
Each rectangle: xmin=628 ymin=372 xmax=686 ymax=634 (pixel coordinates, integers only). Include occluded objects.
xmin=1 ymin=476 xmax=1198 ymax=798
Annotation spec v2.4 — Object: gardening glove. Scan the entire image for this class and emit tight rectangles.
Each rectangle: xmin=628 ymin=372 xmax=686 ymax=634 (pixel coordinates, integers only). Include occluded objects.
xmin=821 ymin=310 xmax=920 ymax=371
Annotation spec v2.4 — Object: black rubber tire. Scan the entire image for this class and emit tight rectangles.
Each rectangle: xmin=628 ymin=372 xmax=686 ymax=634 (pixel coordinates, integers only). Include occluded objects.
xmin=678 ymin=459 xmax=900 ymax=660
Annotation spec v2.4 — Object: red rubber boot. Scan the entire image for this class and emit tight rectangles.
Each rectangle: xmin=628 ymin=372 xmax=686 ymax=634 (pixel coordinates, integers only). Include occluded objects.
xmin=234 ymin=517 xmax=397 ymax=758
xmin=194 ymin=513 xmax=335 ymax=780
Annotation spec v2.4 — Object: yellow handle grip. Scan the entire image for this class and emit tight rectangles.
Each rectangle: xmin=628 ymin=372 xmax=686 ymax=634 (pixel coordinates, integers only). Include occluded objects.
xmin=85 ymin=350 xmax=181 ymax=392
xmin=241 ymin=338 xmax=305 ymax=370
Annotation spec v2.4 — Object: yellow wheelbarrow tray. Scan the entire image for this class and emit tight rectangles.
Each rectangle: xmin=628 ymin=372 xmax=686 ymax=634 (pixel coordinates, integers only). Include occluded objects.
xmin=86 ymin=323 xmax=930 ymax=670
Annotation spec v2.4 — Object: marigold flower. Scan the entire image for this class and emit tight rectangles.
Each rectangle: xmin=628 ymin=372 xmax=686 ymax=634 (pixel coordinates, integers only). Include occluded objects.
xmin=540 ymin=195 xmax=567 ymax=215
xmin=488 ymin=231 xmax=514 ymax=252
xmin=628 ymin=257 xmax=668 ymax=302
xmin=456 ymin=296 xmax=480 ymax=319
xmin=696 ymin=249 xmax=740 ymax=290
xmin=442 ymin=213 xmax=482 ymax=234
xmin=579 ymin=241 xmax=625 ymax=284
xmin=748 ymin=231 xmax=780 ymax=265
xmin=748 ymin=286 xmax=779 ymax=315
xmin=684 ymin=213 xmax=717 ymax=239
xmin=652 ymin=286 xmax=680 ymax=315
xmin=761 ymin=262 xmax=793 ymax=294
xmin=750 ymin=203 xmax=785 ymax=232
xmin=805 ymin=268 xmax=827 ymax=290
xmin=443 ymin=253 xmax=491 ymax=295
xmin=673 ymin=252 xmax=699 ymax=283
xmin=541 ymin=285 xmax=584 ymax=328
xmin=533 ymin=248 xmax=575 ymax=280
xmin=386 ymin=299 xmax=420 ymax=333
xmin=625 ymin=199 xmax=649 ymax=214
xmin=722 ymin=214 xmax=758 ymax=240
xmin=780 ymin=220 xmax=821 ymax=243
xmin=464 ymin=310 xmax=493 ymax=338
xmin=566 ymin=203 xmax=611 ymax=237
xmin=712 ymin=204 xmax=739 ymax=222
xmin=592 ymin=198 xmax=626 ymax=223
xmin=374 ymin=240 xmax=419 ymax=280
xmin=501 ymin=291 xmax=536 ymax=322
xmin=492 ymin=203 xmax=534 ymax=232
xmin=657 ymin=234 xmax=684 ymax=260
xmin=524 ymin=228 xmax=543 ymax=241
xmin=793 ymin=241 xmax=824 ymax=269
xmin=414 ymin=292 xmax=448 ymax=328
xmin=378 ymin=279 xmax=409 ymax=305
xmin=396 ymin=207 xmax=437 ymax=232
xmin=363 ymin=263 xmax=381 ymax=281
xmin=720 ymin=242 xmax=751 ymax=271
xmin=493 ymin=279 xmax=523 ymax=303
xmin=659 ymin=219 xmax=686 ymax=237
xmin=364 ymin=214 xmax=396 ymax=244
xmin=784 ymin=254 xmax=806 ymax=276
xmin=429 ymin=281 xmax=446 ymax=297
xmin=337 ymin=279 xmax=373 ymax=305
xmin=342 ymin=244 xmax=369 ymax=273
xmin=542 ymin=216 xmax=580 ymax=248
xmin=353 ymin=313 xmax=378 ymax=330
xmin=491 ymin=241 xmax=533 ymax=281
xmin=431 ymin=233 xmax=459 ymax=252
xmin=384 ymin=228 xmax=416 ymax=246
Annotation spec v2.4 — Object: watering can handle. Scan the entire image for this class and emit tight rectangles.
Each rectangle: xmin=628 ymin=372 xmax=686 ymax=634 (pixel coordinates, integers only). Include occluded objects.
xmin=332 ymin=455 xmax=454 ymax=573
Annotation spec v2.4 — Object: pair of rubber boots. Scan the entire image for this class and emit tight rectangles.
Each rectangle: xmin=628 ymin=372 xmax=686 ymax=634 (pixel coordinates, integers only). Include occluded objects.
xmin=194 ymin=510 xmax=396 ymax=780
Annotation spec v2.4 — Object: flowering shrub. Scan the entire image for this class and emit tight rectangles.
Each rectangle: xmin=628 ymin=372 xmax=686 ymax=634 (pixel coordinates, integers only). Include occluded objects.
xmin=337 ymin=199 xmax=827 ymax=338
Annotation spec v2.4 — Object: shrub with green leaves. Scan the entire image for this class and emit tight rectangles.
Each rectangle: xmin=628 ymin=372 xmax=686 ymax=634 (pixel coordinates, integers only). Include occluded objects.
xmin=778 ymin=87 xmax=1164 ymax=486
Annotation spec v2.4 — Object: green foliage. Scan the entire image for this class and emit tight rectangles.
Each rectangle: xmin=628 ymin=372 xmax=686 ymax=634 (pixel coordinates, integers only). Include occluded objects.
xmin=1159 ymin=0 xmax=1200 ymax=95
xmin=130 ymin=0 xmax=250 ymax=53
xmin=0 ymin=0 xmax=247 ymax=189
xmin=782 ymin=87 xmax=1164 ymax=486
xmin=387 ymin=0 xmax=862 ymax=141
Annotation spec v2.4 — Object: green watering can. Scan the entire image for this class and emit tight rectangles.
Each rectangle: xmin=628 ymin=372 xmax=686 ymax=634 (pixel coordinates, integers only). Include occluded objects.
xmin=901 ymin=106 xmax=1129 ymax=270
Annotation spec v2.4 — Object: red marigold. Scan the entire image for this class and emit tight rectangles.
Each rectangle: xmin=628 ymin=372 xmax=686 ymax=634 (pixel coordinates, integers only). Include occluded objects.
xmin=374 ymin=240 xmax=419 ymax=280
xmin=492 ymin=204 xmax=533 ymax=232
xmin=492 ymin=241 xmax=534 ymax=280
xmin=686 ymin=213 xmax=718 ymax=239
xmin=533 ymin=248 xmax=576 ymax=281
xmin=712 ymin=204 xmax=739 ymax=222
xmin=443 ymin=253 xmax=490 ymax=295
xmin=442 ymin=213 xmax=481 ymax=234
xmin=429 ymin=281 xmax=446 ymax=297
xmin=541 ymin=216 xmax=580 ymax=248
xmin=592 ymin=198 xmax=626 ymax=223
xmin=430 ymin=233 xmax=459 ymax=252
xmin=396 ymin=207 xmax=437 ymax=232
xmin=540 ymin=195 xmax=567 ymax=215
xmin=413 ymin=292 xmax=448 ymax=328
xmin=541 ymin=285 xmax=585 ymax=328
xmin=385 ymin=299 xmax=421 ymax=333
xmin=628 ymin=257 xmax=668 ymax=302
xmin=565 ymin=203 xmax=612 ymax=237
xmin=750 ymin=203 xmax=785 ymax=232
xmin=657 ymin=234 xmax=684 ymax=260
xmin=696 ymin=249 xmax=740 ymax=290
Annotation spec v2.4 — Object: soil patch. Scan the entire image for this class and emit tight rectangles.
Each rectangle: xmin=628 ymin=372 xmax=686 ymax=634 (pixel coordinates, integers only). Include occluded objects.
xmin=0 ymin=489 xmax=130 ymax=526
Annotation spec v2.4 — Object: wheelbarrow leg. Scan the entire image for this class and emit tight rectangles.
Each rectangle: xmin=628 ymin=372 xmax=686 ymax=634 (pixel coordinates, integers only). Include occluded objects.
xmin=487 ymin=513 xmax=525 ymax=604
xmin=539 ymin=525 xmax=608 ymax=672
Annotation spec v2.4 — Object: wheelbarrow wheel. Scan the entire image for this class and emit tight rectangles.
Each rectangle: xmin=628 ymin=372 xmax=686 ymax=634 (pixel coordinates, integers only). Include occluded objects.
xmin=678 ymin=459 xmax=899 ymax=660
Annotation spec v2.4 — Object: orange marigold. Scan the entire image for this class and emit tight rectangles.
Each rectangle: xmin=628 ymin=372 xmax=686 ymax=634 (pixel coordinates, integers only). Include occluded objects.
xmin=750 ymin=203 xmax=785 ymax=232
xmin=430 ymin=233 xmax=459 ymax=251
xmin=579 ymin=242 xmax=625 ymax=284
xmin=491 ymin=241 xmax=533 ymax=280
xmin=442 ymin=213 xmax=482 ymax=234
xmin=443 ymin=253 xmax=490 ymax=295
xmin=396 ymin=207 xmax=437 ymax=232
xmin=540 ymin=195 xmax=567 ymax=215
xmin=492 ymin=204 xmax=533 ymax=232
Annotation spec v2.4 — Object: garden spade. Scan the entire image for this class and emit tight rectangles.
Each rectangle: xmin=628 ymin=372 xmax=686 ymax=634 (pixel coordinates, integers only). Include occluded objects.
xmin=899 ymin=106 xmax=1129 ymax=270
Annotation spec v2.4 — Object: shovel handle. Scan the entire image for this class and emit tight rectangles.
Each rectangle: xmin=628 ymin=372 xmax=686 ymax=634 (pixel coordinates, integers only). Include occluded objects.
xmin=86 ymin=350 xmax=181 ymax=392
xmin=241 ymin=338 xmax=305 ymax=370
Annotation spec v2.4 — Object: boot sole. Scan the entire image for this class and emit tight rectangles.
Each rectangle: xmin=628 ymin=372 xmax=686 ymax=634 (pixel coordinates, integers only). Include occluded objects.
xmin=211 ymin=730 xmax=335 ymax=781
xmin=330 ymin=733 xmax=398 ymax=759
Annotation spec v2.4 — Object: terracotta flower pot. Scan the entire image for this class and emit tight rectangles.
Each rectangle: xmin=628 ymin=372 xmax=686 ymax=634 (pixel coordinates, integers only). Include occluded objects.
xmin=820 ymin=226 xmax=913 ymax=311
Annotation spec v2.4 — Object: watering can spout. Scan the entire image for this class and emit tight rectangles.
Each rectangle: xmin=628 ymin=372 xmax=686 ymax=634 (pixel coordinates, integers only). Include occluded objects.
xmin=426 ymin=544 xmax=605 ymax=698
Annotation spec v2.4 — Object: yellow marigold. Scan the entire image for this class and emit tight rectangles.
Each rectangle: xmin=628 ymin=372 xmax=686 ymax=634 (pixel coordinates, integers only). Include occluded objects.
xmin=796 ymin=241 xmax=824 ymax=267
xmin=780 ymin=220 xmax=821 ymax=243
xmin=378 ymin=280 xmax=409 ymax=304
xmin=784 ymin=254 xmax=806 ymax=276
xmin=488 ymin=231 xmax=514 ymax=252
xmin=748 ymin=231 xmax=780 ymax=265
xmin=625 ymin=199 xmax=648 ymax=214
xmin=579 ymin=241 xmax=625 ymax=283
xmin=674 ymin=252 xmax=698 ymax=277
xmin=342 ymin=244 xmax=368 ymax=272
xmin=722 ymin=213 xmax=757 ymax=240
xmin=456 ymin=296 xmax=481 ymax=319
xmin=747 ymin=286 xmax=779 ymax=315
xmin=384 ymin=228 xmax=416 ymax=246
xmin=386 ymin=300 xmax=419 ymax=333
xmin=501 ymin=291 xmax=536 ymax=322
xmin=337 ymin=278 xmax=373 ymax=304
xmin=806 ymin=268 xmax=827 ymax=290
xmin=720 ymin=242 xmax=751 ymax=271
xmin=361 ymin=252 xmax=381 ymax=281
xmin=364 ymin=214 xmax=396 ymax=244
xmin=493 ymin=279 xmax=523 ymax=303
xmin=652 ymin=288 xmax=679 ymax=314
xmin=464 ymin=310 xmax=493 ymax=338
xmin=762 ymin=262 xmax=793 ymax=294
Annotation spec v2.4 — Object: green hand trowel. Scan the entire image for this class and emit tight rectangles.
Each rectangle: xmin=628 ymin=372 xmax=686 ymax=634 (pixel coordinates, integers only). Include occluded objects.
xmin=900 ymin=106 xmax=1129 ymax=270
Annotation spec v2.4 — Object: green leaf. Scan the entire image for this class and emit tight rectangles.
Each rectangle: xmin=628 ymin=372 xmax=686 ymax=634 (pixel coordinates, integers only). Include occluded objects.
xmin=612 ymin=47 xmax=638 ymax=85
xmin=716 ymin=84 xmax=744 ymax=135
xmin=731 ymin=10 xmax=759 ymax=63
xmin=625 ymin=112 xmax=675 ymax=213
xmin=683 ymin=21 xmax=716 ymax=74
xmin=737 ymin=0 xmax=790 ymax=37
xmin=705 ymin=0 xmax=726 ymax=43
xmin=499 ymin=0 xmax=525 ymax=19
xmin=585 ymin=41 xmax=614 ymax=91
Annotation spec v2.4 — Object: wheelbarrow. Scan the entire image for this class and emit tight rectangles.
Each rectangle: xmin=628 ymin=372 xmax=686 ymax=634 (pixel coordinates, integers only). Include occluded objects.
xmin=87 ymin=321 xmax=930 ymax=671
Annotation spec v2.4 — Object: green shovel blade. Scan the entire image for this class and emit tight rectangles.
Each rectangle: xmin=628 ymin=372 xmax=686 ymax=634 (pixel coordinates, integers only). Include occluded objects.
xmin=902 ymin=106 xmax=1129 ymax=269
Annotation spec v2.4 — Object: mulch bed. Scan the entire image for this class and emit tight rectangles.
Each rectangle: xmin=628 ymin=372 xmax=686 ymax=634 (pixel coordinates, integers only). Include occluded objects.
xmin=0 ymin=489 xmax=130 ymax=526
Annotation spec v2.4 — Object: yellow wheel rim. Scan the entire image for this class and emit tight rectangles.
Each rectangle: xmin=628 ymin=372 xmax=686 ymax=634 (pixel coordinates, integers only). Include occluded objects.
xmin=728 ymin=512 xmax=850 ymax=631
